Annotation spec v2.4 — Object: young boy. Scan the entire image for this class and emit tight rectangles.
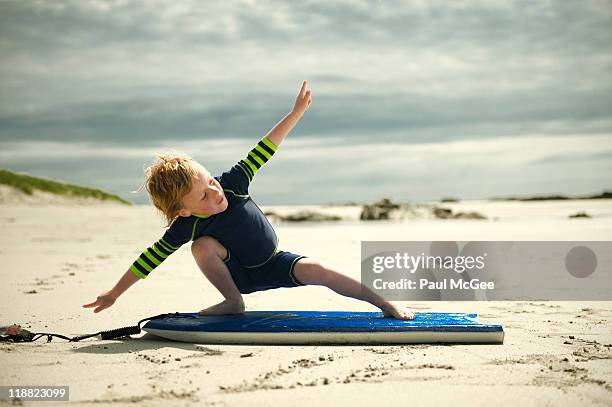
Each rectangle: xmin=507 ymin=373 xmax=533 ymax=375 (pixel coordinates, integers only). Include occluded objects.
xmin=83 ymin=81 xmax=414 ymax=320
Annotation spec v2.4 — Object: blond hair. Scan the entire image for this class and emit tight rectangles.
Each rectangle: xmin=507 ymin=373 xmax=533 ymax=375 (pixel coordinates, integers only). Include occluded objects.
xmin=140 ymin=152 xmax=203 ymax=226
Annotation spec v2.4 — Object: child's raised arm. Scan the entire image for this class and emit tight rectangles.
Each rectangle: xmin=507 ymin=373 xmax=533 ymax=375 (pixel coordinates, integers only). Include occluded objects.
xmin=264 ymin=80 xmax=312 ymax=147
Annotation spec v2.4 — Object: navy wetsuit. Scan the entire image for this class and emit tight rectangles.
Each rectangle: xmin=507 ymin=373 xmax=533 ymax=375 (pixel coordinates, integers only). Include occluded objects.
xmin=129 ymin=136 xmax=306 ymax=293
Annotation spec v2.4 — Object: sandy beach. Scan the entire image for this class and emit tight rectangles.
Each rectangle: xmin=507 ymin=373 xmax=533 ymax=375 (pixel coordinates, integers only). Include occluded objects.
xmin=1 ymin=199 xmax=611 ymax=406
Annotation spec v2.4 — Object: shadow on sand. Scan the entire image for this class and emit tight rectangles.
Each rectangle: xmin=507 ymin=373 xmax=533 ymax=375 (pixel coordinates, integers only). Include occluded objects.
xmin=70 ymin=333 xmax=219 ymax=354
xmin=69 ymin=334 xmax=473 ymax=355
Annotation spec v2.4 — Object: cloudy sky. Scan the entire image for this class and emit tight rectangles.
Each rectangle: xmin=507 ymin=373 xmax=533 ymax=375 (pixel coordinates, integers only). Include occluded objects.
xmin=1 ymin=0 xmax=611 ymax=204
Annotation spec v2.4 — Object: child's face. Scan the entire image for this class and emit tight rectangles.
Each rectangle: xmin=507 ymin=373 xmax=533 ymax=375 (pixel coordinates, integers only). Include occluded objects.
xmin=178 ymin=168 xmax=227 ymax=217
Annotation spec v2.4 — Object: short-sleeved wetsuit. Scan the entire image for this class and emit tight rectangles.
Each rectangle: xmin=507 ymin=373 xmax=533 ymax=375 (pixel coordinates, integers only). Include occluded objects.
xmin=129 ymin=136 xmax=306 ymax=294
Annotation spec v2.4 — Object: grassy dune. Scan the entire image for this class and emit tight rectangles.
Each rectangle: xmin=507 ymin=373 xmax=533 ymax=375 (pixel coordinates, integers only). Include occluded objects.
xmin=0 ymin=168 xmax=131 ymax=205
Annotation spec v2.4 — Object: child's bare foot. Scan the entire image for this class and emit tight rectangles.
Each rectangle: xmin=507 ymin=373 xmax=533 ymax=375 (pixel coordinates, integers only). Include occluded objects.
xmin=380 ymin=301 xmax=415 ymax=320
xmin=199 ymin=298 xmax=245 ymax=316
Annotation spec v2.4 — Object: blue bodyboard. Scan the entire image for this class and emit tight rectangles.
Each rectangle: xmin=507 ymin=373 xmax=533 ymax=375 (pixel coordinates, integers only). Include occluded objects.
xmin=143 ymin=311 xmax=504 ymax=344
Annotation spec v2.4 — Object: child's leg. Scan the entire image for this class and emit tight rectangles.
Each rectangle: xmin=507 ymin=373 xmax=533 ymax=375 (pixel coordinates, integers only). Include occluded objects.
xmin=293 ymin=258 xmax=414 ymax=320
xmin=191 ymin=236 xmax=245 ymax=315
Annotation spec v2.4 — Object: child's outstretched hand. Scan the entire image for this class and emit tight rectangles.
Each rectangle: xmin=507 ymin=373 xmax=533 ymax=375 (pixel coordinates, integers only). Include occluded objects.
xmin=292 ymin=80 xmax=312 ymax=116
xmin=82 ymin=291 xmax=116 ymax=313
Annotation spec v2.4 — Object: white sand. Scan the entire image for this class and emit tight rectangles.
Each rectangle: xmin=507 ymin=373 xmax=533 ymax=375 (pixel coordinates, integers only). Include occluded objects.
xmin=0 ymin=199 xmax=611 ymax=406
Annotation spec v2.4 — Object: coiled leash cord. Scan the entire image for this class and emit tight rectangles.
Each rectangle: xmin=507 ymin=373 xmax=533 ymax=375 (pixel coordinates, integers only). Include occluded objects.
xmin=0 ymin=312 xmax=196 ymax=343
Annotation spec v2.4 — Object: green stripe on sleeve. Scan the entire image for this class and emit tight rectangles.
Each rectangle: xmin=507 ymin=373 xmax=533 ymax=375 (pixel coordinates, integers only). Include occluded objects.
xmin=262 ymin=136 xmax=278 ymax=152
xmin=143 ymin=249 xmax=162 ymax=266
xmin=243 ymin=157 xmax=258 ymax=174
xmin=157 ymin=240 xmax=175 ymax=253
xmin=254 ymin=145 xmax=272 ymax=160
xmin=160 ymin=238 xmax=178 ymax=250
xmin=239 ymin=160 xmax=254 ymax=177
xmin=151 ymin=244 xmax=169 ymax=259
xmin=248 ymin=151 xmax=265 ymax=167
xmin=136 ymin=257 xmax=154 ymax=273
xmin=130 ymin=264 xmax=147 ymax=279
xmin=154 ymin=242 xmax=173 ymax=256
xmin=237 ymin=162 xmax=253 ymax=181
